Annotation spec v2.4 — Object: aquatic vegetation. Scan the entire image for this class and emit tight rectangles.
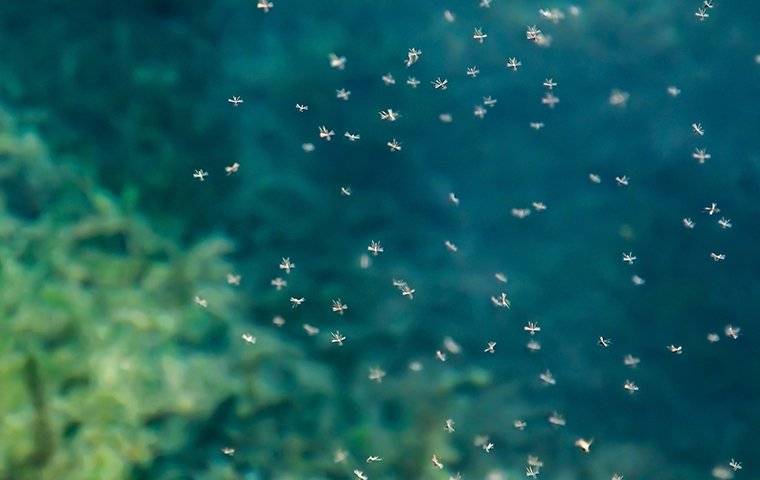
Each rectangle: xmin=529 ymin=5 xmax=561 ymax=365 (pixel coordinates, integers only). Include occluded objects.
xmin=0 ymin=109 xmax=477 ymax=479
xmin=0 ymin=107 xmax=242 ymax=479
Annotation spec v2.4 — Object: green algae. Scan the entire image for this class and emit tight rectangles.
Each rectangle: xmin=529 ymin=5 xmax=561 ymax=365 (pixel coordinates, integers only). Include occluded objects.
xmin=0 ymin=106 xmax=467 ymax=480
xmin=0 ymin=107 xmax=243 ymax=480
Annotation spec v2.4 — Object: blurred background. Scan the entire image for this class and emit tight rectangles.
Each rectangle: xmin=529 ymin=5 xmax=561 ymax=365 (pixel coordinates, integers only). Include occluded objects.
xmin=1 ymin=1 xmax=759 ymax=479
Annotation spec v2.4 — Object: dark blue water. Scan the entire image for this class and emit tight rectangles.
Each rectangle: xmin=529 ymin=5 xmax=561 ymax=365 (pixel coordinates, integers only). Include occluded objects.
xmin=1 ymin=1 xmax=758 ymax=479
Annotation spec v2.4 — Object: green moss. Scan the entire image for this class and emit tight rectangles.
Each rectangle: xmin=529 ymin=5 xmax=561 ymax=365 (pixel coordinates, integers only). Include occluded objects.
xmin=0 ymin=105 xmax=474 ymax=480
xmin=0 ymin=108 xmax=243 ymax=480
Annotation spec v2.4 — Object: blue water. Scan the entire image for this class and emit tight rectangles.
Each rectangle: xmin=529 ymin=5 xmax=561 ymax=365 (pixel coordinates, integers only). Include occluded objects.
xmin=1 ymin=1 xmax=758 ymax=479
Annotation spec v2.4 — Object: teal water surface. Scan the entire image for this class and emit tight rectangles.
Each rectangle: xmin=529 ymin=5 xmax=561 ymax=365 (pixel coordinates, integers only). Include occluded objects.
xmin=0 ymin=1 xmax=758 ymax=480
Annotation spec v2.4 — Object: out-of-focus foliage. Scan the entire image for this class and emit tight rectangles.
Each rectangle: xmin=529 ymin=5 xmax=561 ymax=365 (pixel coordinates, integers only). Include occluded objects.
xmin=0 ymin=108 xmax=478 ymax=480
xmin=0 ymin=106 xmax=240 ymax=479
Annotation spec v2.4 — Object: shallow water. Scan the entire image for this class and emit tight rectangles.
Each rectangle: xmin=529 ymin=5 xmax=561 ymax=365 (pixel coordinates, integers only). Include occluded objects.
xmin=1 ymin=1 xmax=758 ymax=479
